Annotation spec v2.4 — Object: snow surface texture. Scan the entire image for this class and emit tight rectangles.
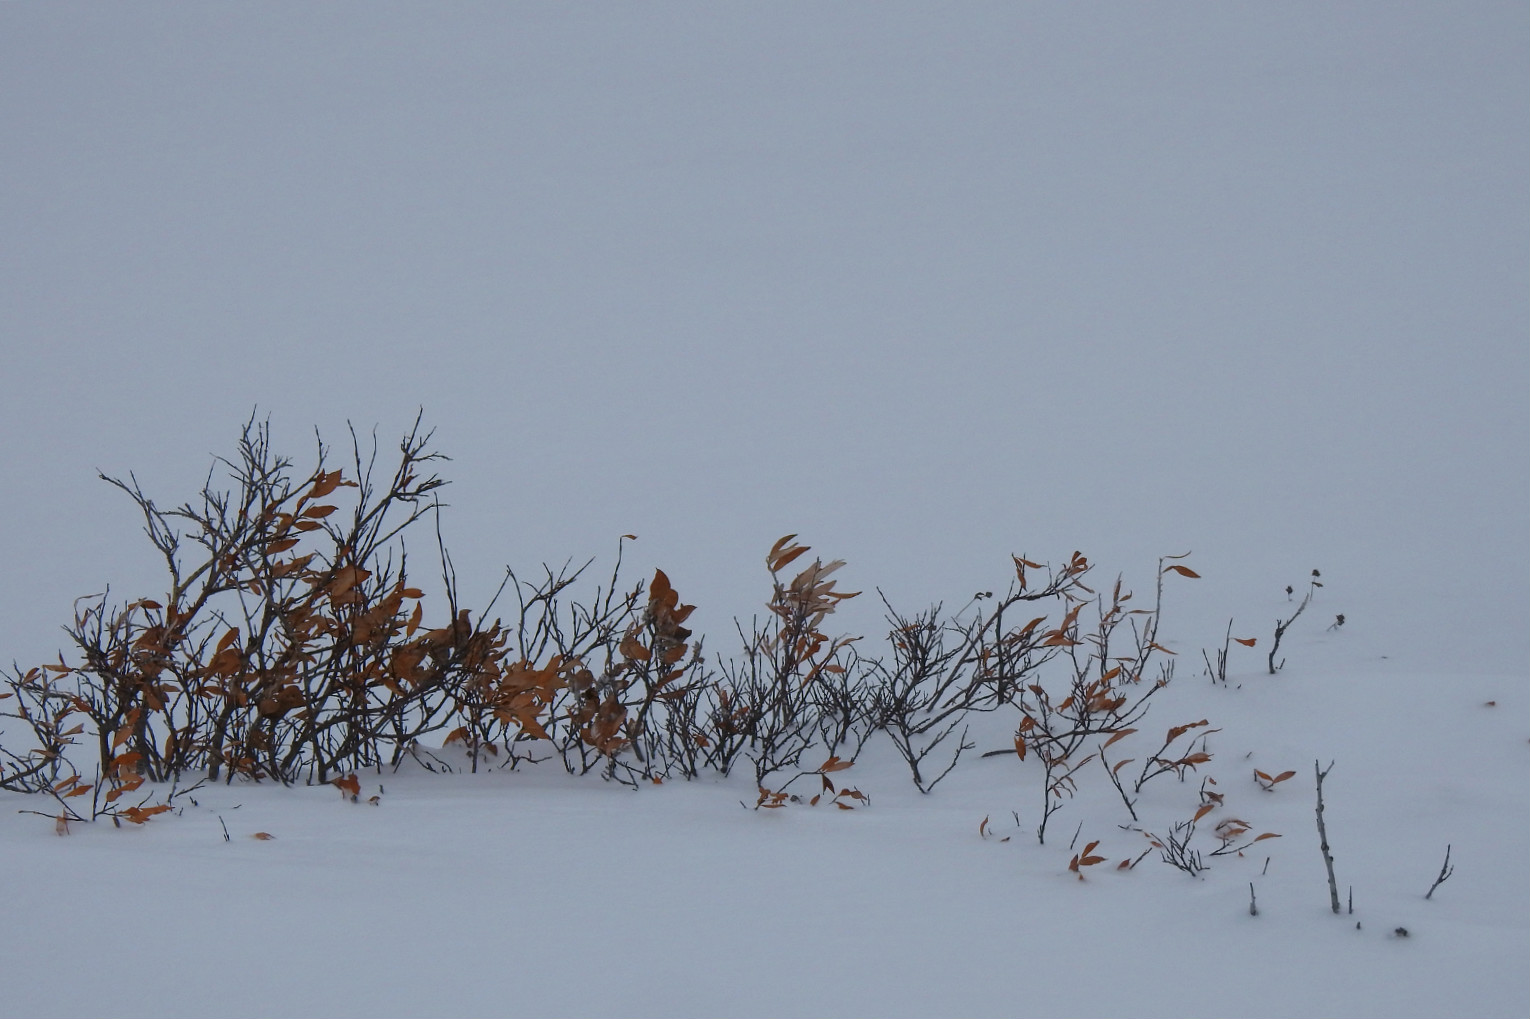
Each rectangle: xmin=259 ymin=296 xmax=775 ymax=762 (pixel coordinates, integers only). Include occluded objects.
xmin=1 ymin=5 xmax=1525 ymax=1018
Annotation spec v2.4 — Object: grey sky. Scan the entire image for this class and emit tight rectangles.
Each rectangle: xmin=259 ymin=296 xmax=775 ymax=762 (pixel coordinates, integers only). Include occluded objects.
xmin=3 ymin=4 xmax=1525 ymax=671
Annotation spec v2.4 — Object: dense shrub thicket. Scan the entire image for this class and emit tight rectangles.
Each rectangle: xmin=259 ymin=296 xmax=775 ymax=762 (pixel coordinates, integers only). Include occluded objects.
xmin=2 ymin=418 xmax=1240 ymax=845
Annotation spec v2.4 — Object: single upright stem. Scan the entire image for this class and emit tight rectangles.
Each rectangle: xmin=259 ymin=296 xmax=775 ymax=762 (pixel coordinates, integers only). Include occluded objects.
xmin=1314 ymin=760 xmax=1341 ymax=914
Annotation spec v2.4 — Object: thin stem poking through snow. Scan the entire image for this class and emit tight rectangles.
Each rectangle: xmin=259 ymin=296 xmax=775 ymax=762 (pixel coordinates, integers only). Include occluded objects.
xmin=1314 ymin=759 xmax=1341 ymax=914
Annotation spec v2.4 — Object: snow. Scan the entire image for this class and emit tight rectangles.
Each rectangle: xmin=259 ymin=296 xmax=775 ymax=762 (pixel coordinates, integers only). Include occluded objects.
xmin=1 ymin=4 xmax=1525 ymax=1017
xmin=3 ymin=603 xmax=1524 ymax=1017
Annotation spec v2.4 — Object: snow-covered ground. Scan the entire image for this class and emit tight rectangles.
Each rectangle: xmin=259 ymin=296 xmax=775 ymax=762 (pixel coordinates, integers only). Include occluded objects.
xmin=2 ymin=5 xmax=1525 ymax=1017
xmin=3 ymin=646 xmax=1526 ymax=1018
xmin=4 ymin=573 xmax=1526 ymax=1018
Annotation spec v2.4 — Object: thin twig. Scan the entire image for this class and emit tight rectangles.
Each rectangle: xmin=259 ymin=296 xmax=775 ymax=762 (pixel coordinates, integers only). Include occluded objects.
xmin=1314 ymin=760 xmax=1341 ymax=914
xmin=1425 ymin=844 xmax=1454 ymax=900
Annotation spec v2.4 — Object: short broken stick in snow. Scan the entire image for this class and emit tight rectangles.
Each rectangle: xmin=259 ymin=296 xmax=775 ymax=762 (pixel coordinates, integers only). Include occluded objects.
xmin=1426 ymin=844 xmax=1455 ymax=900
xmin=1314 ymin=759 xmax=1341 ymax=914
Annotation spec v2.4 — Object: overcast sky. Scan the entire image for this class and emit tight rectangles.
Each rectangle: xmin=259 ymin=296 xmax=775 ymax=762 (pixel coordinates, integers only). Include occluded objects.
xmin=2 ymin=3 xmax=1525 ymax=673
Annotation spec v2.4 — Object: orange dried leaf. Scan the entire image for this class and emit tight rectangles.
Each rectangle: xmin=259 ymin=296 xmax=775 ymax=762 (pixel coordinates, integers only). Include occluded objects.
xmin=766 ymin=535 xmax=807 ymax=572
xmin=215 ymin=627 xmax=241 ymax=655
xmin=309 ymin=470 xmax=344 ymax=499
xmin=1102 ymin=728 xmax=1137 ymax=750
xmin=251 ymin=832 xmax=276 ymax=840
xmin=1234 ymin=637 xmax=1257 ymax=647
xmin=1253 ymin=832 xmax=1282 ymax=842
xmin=820 ymin=756 xmax=853 ymax=773
xmin=1273 ymin=770 xmax=1296 ymax=783
xmin=1163 ymin=564 xmax=1201 ymax=579
xmin=1193 ymin=802 xmax=1215 ymax=822
xmin=769 ymin=545 xmax=811 ymax=573
xmin=650 ymin=568 xmax=674 ymax=603
xmin=618 ymin=633 xmax=651 ymax=662
xmin=767 ymin=534 xmax=798 ymax=558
